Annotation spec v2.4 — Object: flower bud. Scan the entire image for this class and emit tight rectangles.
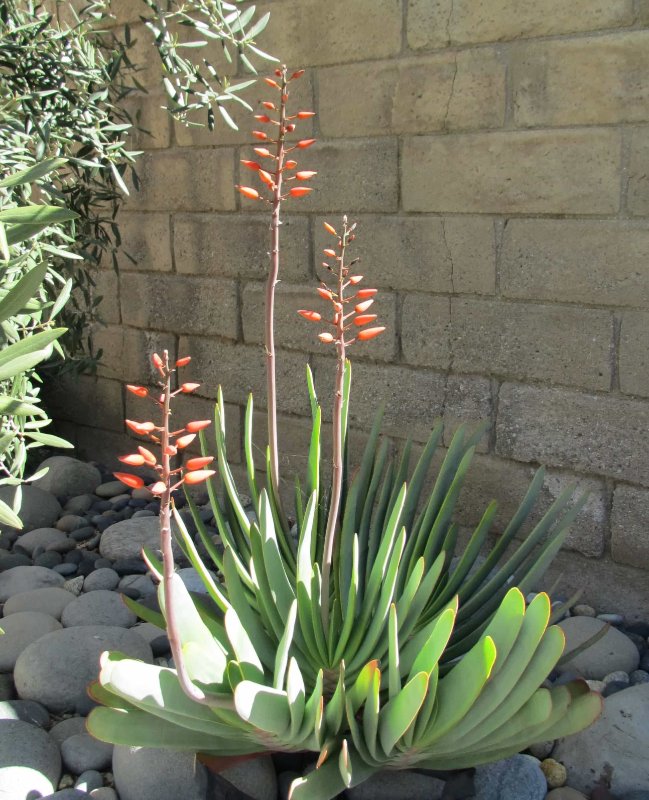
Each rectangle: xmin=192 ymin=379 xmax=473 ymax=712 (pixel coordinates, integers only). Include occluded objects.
xmin=298 ymin=309 xmax=321 ymax=322
xmin=317 ymin=287 xmax=333 ymax=300
xmin=237 ymin=186 xmax=260 ymax=200
xmin=354 ymin=314 xmax=377 ymax=326
xmin=285 ymin=123 xmax=296 ymax=133
xmin=175 ymin=356 xmax=191 ymax=367
xmin=186 ymin=456 xmax=214 ymax=470
xmin=356 ymin=288 xmax=378 ymax=298
xmin=297 ymin=111 xmax=315 ymax=119
xmin=355 ymin=299 xmax=374 ymax=313
xmin=125 ymin=420 xmax=156 ymax=435
xmin=258 ymin=169 xmax=274 ymax=187
xmin=264 ymin=77 xmax=280 ymax=89
xmin=318 ymin=332 xmax=335 ymax=344
xmin=357 ymin=326 xmax=385 ymax=341
xmin=119 ymin=453 xmax=146 ymax=466
xmin=126 ymin=385 xmax=148 ymax=398
xmin=295 ymin=171 xmax=317 ymax=180
xmin=164 ymin=445 xmax=177 ymax=456
xmin=262 ymin=101 xmax=275 ymax=110
xmin=150 ymin=481 xmax=166 ymax=495
xmin=176 ymin=433 xmax=196 ymax=449
xmin=290 ymin=69 xmax=305 ymax=80
xmin=186 ymin=420 xmax=211 ymax=432
xmin=241 ymin=160 xmax=261 ymax=171
xmin=284 ymin=159 xmax=298 ymax=169
xmin=253 ymin=147 xmax=272 ymax=158
xmin=290 ymin=187 xmax=312 ymax=197
xmin=323 ymin=222 xmax=337 ymax=236
xmin=180 ymin=382 xmax=200 ymax=393
xmin=184 ymin=469 xmax=216 ymax=485
xmin=348 ymin=275 xmax=363 ymax=285
xmin=138 ymin=446 xmax=157 ymax=467
xmin=152 ymin=353 xmax=164 ymax=370
xmin=255 ymin=114 xmax=272 ymax=123
xmin=252 ymin=131 xmax=268 ymax=141
xmin=296 ymin=138 xmax=316 ymax=149
xmin=114 ymin=472 xmax=144 ymax=489
xmin=323 ymin=248 xmax=336 ymax=257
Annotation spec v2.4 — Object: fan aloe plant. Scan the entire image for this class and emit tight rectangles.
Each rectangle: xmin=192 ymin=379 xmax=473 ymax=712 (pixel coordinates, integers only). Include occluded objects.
xmin=87 ymin=66 xmax=602 ymax=800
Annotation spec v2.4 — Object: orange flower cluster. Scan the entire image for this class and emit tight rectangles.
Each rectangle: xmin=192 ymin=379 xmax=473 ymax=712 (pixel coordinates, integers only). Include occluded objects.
xmin=114 ymin=353 xmax=215 ymax=495
xmin=298 ymin=220 xmax=385 ymax=348
xmin=235 ymin=67 xmax=316 ymax=203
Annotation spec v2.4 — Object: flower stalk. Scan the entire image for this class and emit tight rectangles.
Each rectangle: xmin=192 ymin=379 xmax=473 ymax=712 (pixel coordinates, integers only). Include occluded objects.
xmin=115 ymin=352 xmax=216 ymax=706
xmin=299 ymin=219 xmax=385 ymax=627
xmin=237 ymin=66 xmax=316 ymax=518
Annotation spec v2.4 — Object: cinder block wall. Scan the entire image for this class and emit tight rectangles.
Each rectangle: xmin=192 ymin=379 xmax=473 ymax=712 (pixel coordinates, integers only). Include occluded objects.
xmin=51 ymin=0 xmax=649 ymax=615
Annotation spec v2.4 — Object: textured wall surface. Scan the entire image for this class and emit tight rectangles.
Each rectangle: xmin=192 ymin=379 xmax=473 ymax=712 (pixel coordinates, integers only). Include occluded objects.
xmin=50 ymin=0 xmax=649 ymax=615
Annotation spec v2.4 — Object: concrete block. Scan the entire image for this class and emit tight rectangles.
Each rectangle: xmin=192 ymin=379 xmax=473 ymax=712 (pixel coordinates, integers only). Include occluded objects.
xmin=512 ymin=32 xmax=649 ymax=127
xmin=402 ymin=129 xmax=620 ymax=214
xmin=501 ymin=219 xmax=649 ymax=307
xmin=451 ymin=298 xmax=612 ymax=391
xmin=174 ymin=213 xmax=310 ymax=282
xmin=406 ymin=0 xmax=634 ymax=50
xmin=120 ymin=273 xmax=239 ymax=339
xmin=496 ymin=383 xmax=649 ymax=486
xmin=318 ymin=49 xmax=505 ymax=136
xmin=126 ymin=149 xmax=236 ymax=212
xmin=611 ymin=484 xmax=649 ymax=569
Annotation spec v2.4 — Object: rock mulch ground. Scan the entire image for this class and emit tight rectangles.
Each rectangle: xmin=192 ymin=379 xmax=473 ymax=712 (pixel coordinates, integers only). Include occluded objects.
xmin=0 ymin=456 xmax=648 ymax=800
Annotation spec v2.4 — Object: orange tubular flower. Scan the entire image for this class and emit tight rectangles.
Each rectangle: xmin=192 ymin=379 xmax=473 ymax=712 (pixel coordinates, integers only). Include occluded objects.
xmin=264 ymin=77 xmax=280 ymax=89
xmin=290 ymin=187 xmax=312 ymax=197
xmin=357 ymin=326 xmax=385 ymax=341
xmin=298 ymin=310 xmax=321 ymax=322
xmin=318 ymin=287 xmax=333 ymax=301
xmin=258 ymin=170 xmax=274 ymax=187
xmin=323 ymin=222 xmax=337 ymax=235
xmin=356 ymin=288 xmax=378 ymax=298
xmin=355 ymin=299 xmax=374 ymax=313
xmin=255 ymin=114 xmax=272 ymax=123
xmin=348 ymin=275 xmax=363 ymax=285
xmin=290 ymin=69 xmax=305 ymax=80
xmin=297 ymin=111 xmax=315 ymax=119
xmin=152 ymin=353 xmax=164 ymax=370
xmin=323 ymin=248 xmax=336 ymax=258
xmin=262 ymin=101 xmax=275 ymax=110
xmin=237 ymin=186 xmax=260 ymax=200
xmin=125 ymin=420 xmax=156 ymax=435
xmin=183 ymin=469 xmax=216 ymax=485
xmin=241 ymin=160 xmax=261 ymax=171
xmin=318 ymin=332 xmax=335 ymax=344
xmin=354 ymin=314 xmax=377 ymax=326
xmin=296 ymin=138 xmax=316 ymax=149
xmin=284 ymin=159 xmax=298 ymax=169
xmin=175 ymin=433 xmax=196 ymax=449
xmin=253 ymin=147 xmax=272 ymax=158
xmin=252 ymin=130 xmax=268 ymax=141
xmin=185 ymin=456 xmax=214 ymax=471
xmin=114 ymin=472 xmax=144 ymax=489
xmin=175 ymin=356 xmax=191 ymax=367
xmin=126 ymin=385 xmax=148 ymax=398
xmin=295 ymin=171 xmax=317 ymax=180
xmin=149 ymin=481 xmax=166 ymax=495
xmin=185 ymin=420 xmax=211 ymax=433
xmin=138 ymin=446 xmax=157 ymax=466
xmin=119 ymin=453 xmax=146 ymax=466
xmin=180 ymin=383 xmax=200 ymax=393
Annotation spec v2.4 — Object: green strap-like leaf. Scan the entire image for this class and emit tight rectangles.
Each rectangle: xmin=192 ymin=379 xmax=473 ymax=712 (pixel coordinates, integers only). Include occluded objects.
xmin=379 ymin=671 xmax=429 ymax=755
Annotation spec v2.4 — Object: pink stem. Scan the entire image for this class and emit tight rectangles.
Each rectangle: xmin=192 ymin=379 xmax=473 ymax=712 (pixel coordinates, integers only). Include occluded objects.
xmin=266 ymin=68 xmax=288 ymax=521
xmin=321 ymin=222 xmax=348 ymax=630
xmin=159 ymin=352 xmax=209 ymax=705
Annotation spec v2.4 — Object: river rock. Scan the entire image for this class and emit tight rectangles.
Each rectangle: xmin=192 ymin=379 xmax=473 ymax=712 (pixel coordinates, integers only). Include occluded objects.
xmin=64 ymin=495 xmax=96 ymax=515
xmin=36 ymin=457 xmax=102 ymax=498
xmin=96 ymin=481 xmax=129 ymax=499
xmin=553 ymin=683 xmax=649 ymax=794
xmin=14 ymin=626 xmax=152 ymax=713
xmin=119 ymin=574 xmax=156 ymax=597
xmin=0 ymin=718 xmax=61 ymax=797
xmin=49 ymin=717 xmax=87 ymax=746
xmin=3 ymin=587 xmax=75 ymax=620
xmin=474 ymin=754 xmax=546 ymax=800
xmin=61 ymin=590 xmax=136 ymax=628
xmin=0 ymin=565 xmax=64 ymax=602
xmin=0 ymin=484 xmax=62 ymax=532
xmin=0 ymin=611 xmax=62 ymax=671
xmin=557 ymin=617 xmax=640 ymax=679
xmin=0 ymin=699 xmax=50 ymax=727
xmin=345 ymin=769 xmax=445 ymax=800
xmin=16 ymin=528 xmax=69 ymax=556
xmin=82 ymin=569 xmax=120 ymax=593
xmin=99 ymin=517 xmax=182 ymax=562
xmin=545 ymin=790 xmax=588 ymax=800
xmin=220 ymin=756 xmax=279 ymax=800
xmin=61 ymin=733 xmax=113 ymax=773
xmin=112 ymin=746 xmax=208 ymax=800
xmin=57 ymin=515 xmax=86 ymax=533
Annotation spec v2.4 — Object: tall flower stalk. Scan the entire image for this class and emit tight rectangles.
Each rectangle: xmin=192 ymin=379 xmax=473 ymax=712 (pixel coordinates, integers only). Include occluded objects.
xmin=299 ymin=219 xmax=384 ymax=625
xmin=237 ymin=66 xmax=316 ymax=516
xmin=114 ymin=352 xmax=215 ymax=705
